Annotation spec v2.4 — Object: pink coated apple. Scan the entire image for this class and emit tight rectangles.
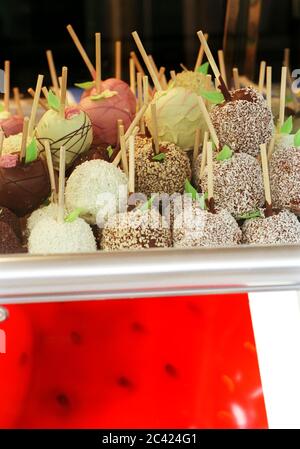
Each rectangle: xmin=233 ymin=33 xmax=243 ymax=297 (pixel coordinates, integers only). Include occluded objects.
xmin=0 ymin=115 xmax=24 ymax=137
xmin=80 ymin=78 xmax=136 ymax=147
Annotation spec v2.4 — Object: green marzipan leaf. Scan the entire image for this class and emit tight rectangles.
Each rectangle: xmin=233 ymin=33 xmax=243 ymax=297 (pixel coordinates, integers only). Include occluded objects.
xmin=106 ymin=146 xmax=114 ymax=158
xmin=25 ymin=138 xmax=38 ymax=164
xmin=199 ymin=89 xmax=224 ymax=104
xmin=185 ymin=179 xmax=207 ymax=210
xmin=65 ymin=208 xmax=85 ymax=223
xmin=196 ymin=62 xmax=209 ymax=75
xmin=90 ymin=89 xmax=118 ymax=101
xmin=47 ymin=90 xmax=61 ymax=111
xmin=185 ymin=179 xmax=200 ymax=201
xmin=140 ymin=195 xmax=156 ymax=212
xmin=280 ymin=116 xmax=293 ymax=134
xmin=294 ymin=129 xmax=300 ymax=147
xmin=74 ymin=81 xmax=95 ymax=90
xmin=238 ymin=210 xmax=262 ymax=220
xmin=152 ymin=152 xmax=166 ymax=161
xmin=216 ymin=145 xmax=233 ymax=161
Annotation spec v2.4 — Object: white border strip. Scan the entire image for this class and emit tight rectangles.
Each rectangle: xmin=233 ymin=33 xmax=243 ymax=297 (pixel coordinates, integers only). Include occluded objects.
xmin=249 ymin=290 xmax=300 ymax=429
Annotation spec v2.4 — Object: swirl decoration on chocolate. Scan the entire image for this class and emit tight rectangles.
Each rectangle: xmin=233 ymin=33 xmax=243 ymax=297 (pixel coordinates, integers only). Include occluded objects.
xmin=36 ymin=110 xmax=93 ymax=169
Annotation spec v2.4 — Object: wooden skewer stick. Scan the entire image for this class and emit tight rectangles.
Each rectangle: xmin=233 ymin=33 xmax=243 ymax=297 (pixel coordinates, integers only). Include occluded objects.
xmin=205 ymin=74 xmax=212 ymax=89
xmin=150 ymin=103 xmax=160 ymax=154
xmin=200 ymin=131 xmax=209 ymax=179
xmin=129 ymin=58 xmax=136 ymax=94
xmin=180 ymin=63 xmax=189 ymax=72
xmin=44 ymin=140 xmax=57 ymax=202
xmin=258 ymin=60 xmax=266 ymax=94
xmin=113 ymin=121 xmax=126 ymax=168
xmin=266 ymin=66 xmax=272 ymax=111
xmin=137 ymin=72 xmax=143 ymax=111
xmin=46 ymin=50 xmax=60 ymax=96
xmin=207 ymin=141 xmax=214 ymax=206
xmin=197 ymin=32 xmax=221 ymax=78
xmin=193 ymin=128 xmax=201 ymax=163
xmin=66 ymin=24 xmax=95 ymax=79
xmin=42 ymin=86 xmax=49 ymax=100
xmin=132 ymin=31 xmax=162 ymax=92
xmin=232 ymin=68 xmax=240 ymax=89
xmin=130 ymin=51 xmax=146 ymax=76
xmin=4 ymin=60 xmax=10 ymax=112
xmin=117 ymin=119 xmax=123 ymax=147
xmin=114 ymin=125 xmax=141 ymax=166
xmin=149 ymin=55 xmax=160 ymax=78
xmin=194 ymin=33 xmax=208 ymax=70
xmin=260 ymin=143 xmax=272 ymax=215
xmin=130 ymin=50 xmax=153 ymax=97
xmin=128 ymin=135 xmax=135 ymax=193
xmin=217 ymin=50 xmax=227 ymax=87
xmin=143 ymin=76 xmax=149 ymax=105
xmin=197 ymin=30 xmax=231 ymax=101
xmin=132 ymin=126 xmax=140 ymax=137
xmin=112 ymin=152 xmax=121 ymax=167
xmin=95 ymin=33 xmax=101 ymax=93
xmin=137 ymin=73 xmax=145 ymax=133
xmin=170 ymin=70 xmax=176 ymax=80
xmin=28 ymin=74 xmax=44 ymax=137
xmin=124 ymin=104 xmax=148 ymax=140
xmin=119 ymin=124 xmax=129 ymax=176
xmin=20 ymin=116 xmax=29 ymax=162
xmin=0 ymin=130 xmax=5 ymax=157
xmin=57 ymin=146 xmax=66 ymax=224
xmin=283 ymin=48 xmax=290 ymax=69
xmin=267 ymin=136 xmax=276 ymax=161
xmin=13 ymin=87 xmax=24 ymax=117
xmin=158 ymin=66 xmax=166 ymax=79
xmin=59 ymin=67 xmax=68 ymax=119
xmin=159 ymin=68 xmax=168 ymax=90
xmin=198 ymin=96 xmax=219 ymax=148
xmin=27 ymin=88 xmax=48 ymax=111
xmin=278 ymin=66 xmax=287 ymax=128
xmin=115 ymin=40 xmax=122 ymax=79
xmin=113 ymin=132 xmax=132 ymax=168
xmin=149 ymin=55 xmax=158 ymax=71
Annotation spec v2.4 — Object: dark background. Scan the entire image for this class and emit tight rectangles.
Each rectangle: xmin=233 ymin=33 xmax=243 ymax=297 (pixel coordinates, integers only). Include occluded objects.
xmin=0 ymin=0 xmax=298 ymax=92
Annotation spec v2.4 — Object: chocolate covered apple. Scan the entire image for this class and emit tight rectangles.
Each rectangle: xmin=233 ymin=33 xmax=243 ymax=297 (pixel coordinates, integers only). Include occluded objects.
xmin=36 ymin=69 xmax=93 ymax=170
xmin=0 ymin=118 xmax=51 ymax=217
xmin=210 ymin=87 xmax=274 ymax=157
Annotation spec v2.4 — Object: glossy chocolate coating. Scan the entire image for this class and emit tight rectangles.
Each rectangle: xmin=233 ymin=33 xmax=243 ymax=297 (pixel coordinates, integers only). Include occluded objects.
xmin=0 ymin=158 xmax=51 ymax=217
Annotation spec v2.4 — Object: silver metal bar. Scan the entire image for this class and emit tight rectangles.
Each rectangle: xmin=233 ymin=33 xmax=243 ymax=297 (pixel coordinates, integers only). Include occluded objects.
xmin=1 ymin=244 xmax=300 ymax=303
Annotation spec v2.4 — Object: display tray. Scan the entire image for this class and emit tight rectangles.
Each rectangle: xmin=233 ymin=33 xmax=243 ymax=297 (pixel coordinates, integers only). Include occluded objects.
xmin=1 ymin=244 xmax=300 ymax=303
